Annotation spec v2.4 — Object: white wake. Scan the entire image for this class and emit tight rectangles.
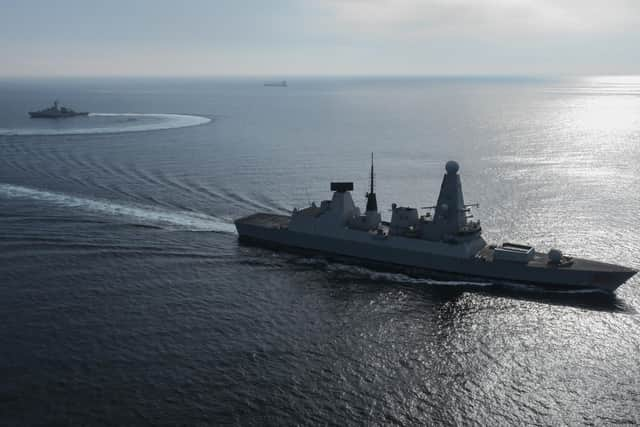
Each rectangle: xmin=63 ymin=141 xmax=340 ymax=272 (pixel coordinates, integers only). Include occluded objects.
xmin=0 ymin=183 xmax=236 ymax=233
xmin=0 ymin=113 xmax=211 ymax=136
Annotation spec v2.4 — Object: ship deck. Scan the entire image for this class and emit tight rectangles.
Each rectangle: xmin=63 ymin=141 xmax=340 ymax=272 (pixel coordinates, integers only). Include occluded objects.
xmin=476 ymin=245 xmax=635 ymax=273
xmin=235 ymin=213 xmax=290 ymax=229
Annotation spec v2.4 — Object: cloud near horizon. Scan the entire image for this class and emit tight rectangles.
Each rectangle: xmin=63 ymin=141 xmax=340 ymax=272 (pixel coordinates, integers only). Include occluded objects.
xmin=324 ymin=0 xmax=639 ymax=37
xmin=1 ymin=0 xmax=638 ymax=76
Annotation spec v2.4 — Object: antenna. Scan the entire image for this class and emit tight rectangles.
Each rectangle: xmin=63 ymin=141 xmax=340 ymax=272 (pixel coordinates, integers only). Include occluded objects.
xmin=369 ymin=153 xmax=376 ymax=194
xmin=365 ymin=152 xmax=378 ymax=212
xmin=370 ymin=152 xmax=375 ymax=195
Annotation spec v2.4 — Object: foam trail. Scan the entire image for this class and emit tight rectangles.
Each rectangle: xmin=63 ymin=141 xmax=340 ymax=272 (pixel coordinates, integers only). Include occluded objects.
xmin=329 ymin=264 xmax=494 ymax=287
xmin=0 ymin=113 xmax=211 ymax=136
xmin=0 ymin=183 xmax=236 ymax=233
xmin=291 ymin=257 xmax=494 ymax=287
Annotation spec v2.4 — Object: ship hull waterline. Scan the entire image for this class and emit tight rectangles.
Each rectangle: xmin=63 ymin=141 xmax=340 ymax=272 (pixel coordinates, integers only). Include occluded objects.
xmin=28 ymin=112 xmax=89 ymax=118
xmin=236 ymin=217 xmax=635 ymax=293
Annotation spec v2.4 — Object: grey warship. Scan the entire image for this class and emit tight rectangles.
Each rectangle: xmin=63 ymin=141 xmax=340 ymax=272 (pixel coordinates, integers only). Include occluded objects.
xmin=28 ymin=100 xmax=89 ymax=118
xmin=235 ymin=157 xmax=637 ymax=292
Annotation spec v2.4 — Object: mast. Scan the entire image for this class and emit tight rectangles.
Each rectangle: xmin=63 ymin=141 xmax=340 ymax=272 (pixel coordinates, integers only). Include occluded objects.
xmin=366 ymin=152 xmax=378 ymax=212
xmin=370 ymin=152 xmax=374 ymax=194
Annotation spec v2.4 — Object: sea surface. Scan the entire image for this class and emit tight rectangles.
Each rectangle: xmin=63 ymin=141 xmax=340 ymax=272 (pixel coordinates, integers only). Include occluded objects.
xmin=1 ymin=76 xmax=639 ymax=425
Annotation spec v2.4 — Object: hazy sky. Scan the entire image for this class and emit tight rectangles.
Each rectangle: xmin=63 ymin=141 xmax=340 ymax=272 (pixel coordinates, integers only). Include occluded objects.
xmin=1 ymin=0 xmax=639 ymax=77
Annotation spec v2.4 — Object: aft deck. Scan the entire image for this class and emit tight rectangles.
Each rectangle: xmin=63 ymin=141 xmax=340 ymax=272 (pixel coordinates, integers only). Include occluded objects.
xmin=234 ymin=213 xmax=290 ymax=229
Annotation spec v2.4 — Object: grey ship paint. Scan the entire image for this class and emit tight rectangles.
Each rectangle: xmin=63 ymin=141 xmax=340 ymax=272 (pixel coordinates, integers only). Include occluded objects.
xmin=235 ymin=158 xmax=636 ymax=292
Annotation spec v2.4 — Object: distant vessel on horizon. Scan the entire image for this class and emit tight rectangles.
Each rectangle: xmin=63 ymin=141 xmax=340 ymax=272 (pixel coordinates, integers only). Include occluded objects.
xmin=264 ymin=80 xmax=287 ymax=87
xmin=29 ymin=100 xmax=89 ymax=118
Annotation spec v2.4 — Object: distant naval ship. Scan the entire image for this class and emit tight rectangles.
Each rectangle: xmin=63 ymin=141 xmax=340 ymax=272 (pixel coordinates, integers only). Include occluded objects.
xmin=28 ymin=100 xmax=89 ymax=118
xmin=264 ymin=80 xmax=287 ymax=87
xmin=235 ymin=156 xmax=637 ymax=292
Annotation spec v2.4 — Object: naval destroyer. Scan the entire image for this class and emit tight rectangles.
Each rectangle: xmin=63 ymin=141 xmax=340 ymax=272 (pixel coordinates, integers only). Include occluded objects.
xmin=235 ymin=157 xmax=636 ymax=292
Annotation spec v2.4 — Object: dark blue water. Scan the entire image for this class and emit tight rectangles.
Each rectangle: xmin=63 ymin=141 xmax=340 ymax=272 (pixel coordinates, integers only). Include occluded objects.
xmin=1 ymin=76 xmax=639 ymax=425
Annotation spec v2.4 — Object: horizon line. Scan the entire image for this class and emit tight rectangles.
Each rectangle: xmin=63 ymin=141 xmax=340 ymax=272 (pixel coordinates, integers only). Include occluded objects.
xmin=1 ymin=73 xmax=637 ymax=80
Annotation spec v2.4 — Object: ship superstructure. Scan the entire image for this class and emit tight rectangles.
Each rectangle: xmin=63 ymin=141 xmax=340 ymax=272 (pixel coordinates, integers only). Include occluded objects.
xmin=235 ymin=157 xmax=636 ymax=292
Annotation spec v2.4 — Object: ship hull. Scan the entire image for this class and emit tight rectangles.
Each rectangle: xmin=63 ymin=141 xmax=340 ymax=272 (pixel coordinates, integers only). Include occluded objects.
xmin=28 ymin=112 xmax=89 ymax=118
xmin=236 ymin=214 xmax=636 ymax=292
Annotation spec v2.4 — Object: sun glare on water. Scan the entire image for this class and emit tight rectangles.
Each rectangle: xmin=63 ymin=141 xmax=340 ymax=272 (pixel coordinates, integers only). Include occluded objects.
xmin=567 ymin=75 xmax=640 ymax=134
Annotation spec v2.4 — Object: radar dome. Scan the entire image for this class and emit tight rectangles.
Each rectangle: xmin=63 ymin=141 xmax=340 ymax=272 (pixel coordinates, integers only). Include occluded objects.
xmin=445 ymin=160 xmax=459 ymax=174
xmin=548 ymin=249 xmax=563 ymax=264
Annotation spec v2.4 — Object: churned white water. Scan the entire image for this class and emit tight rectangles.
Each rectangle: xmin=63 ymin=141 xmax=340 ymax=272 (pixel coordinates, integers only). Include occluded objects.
xmin=0 ymin=183 xmax=235 ymax=233
xmin=0 ymin=113 xmax=210 ymax=136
